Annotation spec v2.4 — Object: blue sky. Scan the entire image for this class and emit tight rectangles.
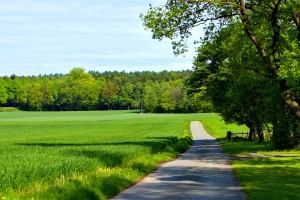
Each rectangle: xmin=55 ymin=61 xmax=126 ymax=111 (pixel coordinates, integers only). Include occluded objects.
xmin=0 ymin=0 xmax=203 ymax=76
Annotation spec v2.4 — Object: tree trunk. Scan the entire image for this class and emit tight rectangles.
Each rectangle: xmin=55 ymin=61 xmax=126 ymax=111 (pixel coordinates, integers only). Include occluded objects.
xmin=257 ymin=127 xmax=264 ymax=143
xmin=279 ymin=80 xmax=300 ymax=120
xmin=248 ymin=125 xmax=256 ymax=141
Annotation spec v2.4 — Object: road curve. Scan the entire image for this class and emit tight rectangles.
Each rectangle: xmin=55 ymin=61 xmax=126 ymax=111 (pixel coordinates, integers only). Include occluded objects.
xmin=112 ymin=121 xmax=246 ymax=200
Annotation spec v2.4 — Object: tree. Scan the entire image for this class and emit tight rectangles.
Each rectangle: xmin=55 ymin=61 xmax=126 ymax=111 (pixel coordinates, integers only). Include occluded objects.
xmin=28 ymin=82 xmax=43 ymax=111
xmin=15 ymin=78 xmax=30 ymax=109
xmin=188 ymin=90 xmax=214 ymax=113
xmin=100 ymin=81 xmax=119 ymax=110
xmin=56 ymin=80 xmax=74 ymax=110
xmin=118 ymin=82 xmax=134 ymax=110
xmin=0 ymin=78 xmax=8 ymax=105
xmin=170 ymin=80 xmax=186 ymax=112
xmin=69 ymin=67 xmax=94 ymax=81
xmin=73 ymin=80 xmax=99 ymax=110
xmin=184 ymin=21 xmax=300 ymax=145
xmin=0 ymin=70 xmax=207 ymax=113
xmin=143 ymin=84 xmax=158 ymax=112
xmin=141 ymin=0 xmax=300 ymax=122
xmin=41 ymin=80 xmax=57 ymax=110
xmin=4 ymin=78 xmax=18 ymax=107
xmin=132 ymin=82 xmax=144 ymax=111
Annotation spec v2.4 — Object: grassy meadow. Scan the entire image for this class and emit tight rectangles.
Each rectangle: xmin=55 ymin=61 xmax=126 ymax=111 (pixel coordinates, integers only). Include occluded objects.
xmin=1 ymin=111 xmax=300 ymax=200
xmin=0 ymin=111 xmax=217 ymax=199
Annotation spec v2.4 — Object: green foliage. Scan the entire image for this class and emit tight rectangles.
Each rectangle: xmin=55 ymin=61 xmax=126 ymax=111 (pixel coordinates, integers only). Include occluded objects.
xmin=192 ymin=25 xmax=300 ymax=146
xmin=142 ymin=0 xmax=300 ymax=147
xmin=0 ymin=78 xmax=8 ymax=104
xmin=185 ymin=24 xmax=278 ymax=143
xmin=69 ymin=68 xmax=94 ymax=81
xmin=0 ymin=69 xmax=204 ymax=113
xmin=143 ymin=83 xmax=158 ymax=113
xmin=272 ymin=107 xmax=300 ymax=149
xmin=0 ymin=111 xmax=201 ymax=199
xmin=28 ymin=82 xmax=43 ymax=111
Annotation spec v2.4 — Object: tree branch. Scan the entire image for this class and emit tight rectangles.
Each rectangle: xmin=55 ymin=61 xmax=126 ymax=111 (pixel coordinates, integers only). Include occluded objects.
xmin=238 ymin=0 xmax=276 ymax=76
xmin=271 ymin=0 xmax=282 ymax=60
xmin=292 ymin=13 xmax=300 ymax=41
xmin=244 ymin=67 xmax=274 ymax=78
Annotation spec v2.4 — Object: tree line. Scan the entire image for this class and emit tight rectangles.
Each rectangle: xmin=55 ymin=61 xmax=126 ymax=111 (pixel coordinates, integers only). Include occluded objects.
xmin=141 ymin=0 xmax=300 ymax=148
xmin=0 ymin=68 xmax=213 ymax=113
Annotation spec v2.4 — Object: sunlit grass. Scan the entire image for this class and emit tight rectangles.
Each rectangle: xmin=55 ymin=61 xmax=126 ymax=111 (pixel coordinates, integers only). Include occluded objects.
xmin=2 ymin=111 xmax=300 ymax=200
xmin=233 ymin=157 xmax=300 ymax=200
xmin=0 ymin=111 xmax=208 ymax=199
xmin=201 ymin=114 xmax=300 ymax=200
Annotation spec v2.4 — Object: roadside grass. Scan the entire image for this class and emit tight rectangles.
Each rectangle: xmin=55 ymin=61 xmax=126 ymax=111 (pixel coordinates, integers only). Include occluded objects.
xmin=0 ymin=107 xmax=20 ymax=112
xmin=201 ymin=114 xmax=300 ymax=200
xmin=0 ymin=111 xmax=206 ymax=199
xmin=233 ymin=157 xmax=300 ymax=200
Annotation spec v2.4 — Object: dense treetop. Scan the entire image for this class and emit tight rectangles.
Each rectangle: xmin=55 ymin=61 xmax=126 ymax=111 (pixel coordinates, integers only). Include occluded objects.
xmin=0 ymin=68 xmax=212 ymax=113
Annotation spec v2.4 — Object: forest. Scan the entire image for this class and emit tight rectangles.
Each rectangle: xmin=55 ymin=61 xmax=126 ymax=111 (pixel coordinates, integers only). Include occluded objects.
xmin=0 ymin=68 xmax=213 ymax=113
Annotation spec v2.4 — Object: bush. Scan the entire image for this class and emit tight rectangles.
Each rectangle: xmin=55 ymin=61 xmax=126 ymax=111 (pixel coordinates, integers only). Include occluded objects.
xmin=272 ymin=111 xmax=300 ymax=149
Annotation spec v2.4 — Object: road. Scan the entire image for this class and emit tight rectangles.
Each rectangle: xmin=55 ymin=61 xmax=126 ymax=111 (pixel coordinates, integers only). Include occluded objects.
xmin=112 ymin=121 xmax=246 ymax=200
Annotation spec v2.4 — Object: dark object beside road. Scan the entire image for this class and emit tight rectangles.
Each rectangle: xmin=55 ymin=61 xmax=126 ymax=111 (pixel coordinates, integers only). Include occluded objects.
xmin=227 ymin=131 xmax=249 ymax=141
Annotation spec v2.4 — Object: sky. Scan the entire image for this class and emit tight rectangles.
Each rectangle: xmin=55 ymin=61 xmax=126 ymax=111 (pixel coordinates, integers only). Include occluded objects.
xmin=0 ymin=0 xmax=204 ymax=76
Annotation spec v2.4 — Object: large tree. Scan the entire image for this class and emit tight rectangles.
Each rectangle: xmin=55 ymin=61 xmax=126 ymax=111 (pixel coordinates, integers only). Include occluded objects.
xmin=141 ymin=0 xmax=300 ymax=121
xmin=184 ymin=24 xmax=275 ymax=142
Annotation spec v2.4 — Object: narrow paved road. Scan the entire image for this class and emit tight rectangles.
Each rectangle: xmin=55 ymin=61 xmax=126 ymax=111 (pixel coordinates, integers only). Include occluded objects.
xmin=112 ymin=121 xmax=246 ymax=200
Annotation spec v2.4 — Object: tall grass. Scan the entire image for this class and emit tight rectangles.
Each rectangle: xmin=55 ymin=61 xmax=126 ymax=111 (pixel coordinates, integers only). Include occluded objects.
xmin=0 ymin=111 xmax=211 ymax=199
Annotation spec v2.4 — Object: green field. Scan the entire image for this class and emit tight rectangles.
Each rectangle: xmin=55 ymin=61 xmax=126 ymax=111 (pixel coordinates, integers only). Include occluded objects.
xmin=2 ymin=111 xmax=300 ymax=200
xmin=0 ymin=111 xmax=220 ymax=199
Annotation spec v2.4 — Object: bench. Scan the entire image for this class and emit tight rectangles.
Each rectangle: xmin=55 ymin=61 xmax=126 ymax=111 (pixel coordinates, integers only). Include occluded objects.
xmin=227 ymin=131 xmax=249 ymax=141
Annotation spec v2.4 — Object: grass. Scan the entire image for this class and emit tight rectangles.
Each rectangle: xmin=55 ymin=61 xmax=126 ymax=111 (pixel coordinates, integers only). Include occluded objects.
xmin=0 ymin=107 xmax=20 ymax=112
xmin=233 ymin=157 xmax=300 ymax=200
xmin=201 ymin=114 xmax=300 ymax=200
xmin=0 ymin=110 xmax=211 ymax=199
xmin=2 ymin=111 xmax=300 ymax=200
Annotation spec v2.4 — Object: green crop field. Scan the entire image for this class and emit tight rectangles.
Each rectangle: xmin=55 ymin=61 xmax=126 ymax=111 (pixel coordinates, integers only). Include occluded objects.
xmin=4 ymin=111 xmax=298 ymax=200
xmin=0 ymin=111 xmax=220 ymax=199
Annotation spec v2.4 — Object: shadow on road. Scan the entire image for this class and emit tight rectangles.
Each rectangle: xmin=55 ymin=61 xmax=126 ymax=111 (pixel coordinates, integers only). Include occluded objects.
xmin=112 ymin=122 xmax=246 ymax=200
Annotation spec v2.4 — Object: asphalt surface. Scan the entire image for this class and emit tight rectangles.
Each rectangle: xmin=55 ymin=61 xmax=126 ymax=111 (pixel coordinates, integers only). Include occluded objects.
xmin=112 ymin=121 xmax=247 ymax=200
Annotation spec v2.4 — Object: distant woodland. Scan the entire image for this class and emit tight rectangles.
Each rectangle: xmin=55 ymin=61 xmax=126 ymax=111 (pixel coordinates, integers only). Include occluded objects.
xmin=0 ymin=68 xmax=213 ymax=113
